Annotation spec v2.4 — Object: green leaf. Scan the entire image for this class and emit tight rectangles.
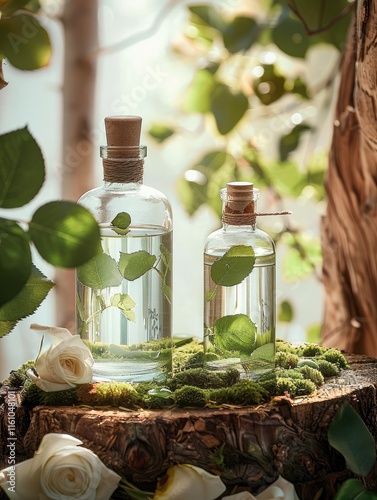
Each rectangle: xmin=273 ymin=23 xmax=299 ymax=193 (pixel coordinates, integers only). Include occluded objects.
xmin=0 ymin=0 xmax=32 ymax=15
xmin=211 ymin=245 xmax=255 ymax=286
xmin=110 ymin=293 xmax=136 ymax=322
xmin=29 ymin=201 xmax=102 ymax=268
xmin=77 ymin=253 xmax=123 ymax=290
xmin=148 ymin=123 xmax=175 ymax=144
xmin=205 ymin=288 xmax=217 ymax=302
xmin=253 ymin=64 xmax=286 ymax=105
xmin=189 ymin=5 xmax=225 ymax=31
xmin=111 ymin=212 xmax=131 ymax=235
xmin=213 ymin=313 xmax=256 ymax=355
xmin=0 ymin=14 xmax=51 ymax=70
xmin=272 ymin=14 xmax=309 ymax=59
xmin=334 ymin=479 xmax=377 ymax=500
xmin=0 ymin=218 xmax=31 ymax=307
xmin=160 ymin=243 xmax=172 ymax=272
xmin=119 ymin=250 xmax=156 ymax=281
xmin=328 ymin=402 xmax=376 ymax=476
xmin=161 ymin=284 xmax=172 ymax=303
xmin=210 ymin=83 xmax=249 ymax=134
xmin=0 ymin=127 xmax=45 ymax=208
xmin=0 ymin=264 xmax=54 ymax=337
xmin=184 ymin=69 xmax=216 ymax=113
xmin=279 ymin=124 xmax=312 ymax=161
xmin=290 ymin=77 xmax=311 ymax=99
xmin=278 ymin=300 xmax=294 ymax=322
xmin=111 ymin=212 xmax=131 ymax=229
xmin=177 ymin=150 xmax=236 ymax=217
xmin=222 ymin=16 xmax=259 ymax=53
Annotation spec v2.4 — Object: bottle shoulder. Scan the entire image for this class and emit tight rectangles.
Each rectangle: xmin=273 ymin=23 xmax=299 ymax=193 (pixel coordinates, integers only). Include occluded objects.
xmin=204 ymin=225 xmax=275 ymax=256
xmin=78 ymin=183 xmax=172 ymax=227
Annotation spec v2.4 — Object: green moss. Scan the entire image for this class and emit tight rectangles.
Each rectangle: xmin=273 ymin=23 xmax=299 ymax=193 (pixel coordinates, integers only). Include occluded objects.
xmin=209 ymin=380 xmax=268 ymax=406
xmin=42 ymin=388 xmax=78 ymax=406
xmin=293 ymin=379 xmax=316 ymax=396
xmin=77 ymin=382 xmax=139 ymax=407
xmin=275 ymin=351 xmax=300 ymax=369
xmin=275 ymin=377 xmax=297 ymax=396
xmin=21 ymin=381 xmax=45 ymax=407
xmin=298 ymin=365 xmax=324 ymax=387
xmin=300 ymin=344 xmax=326 ymax=357
xmin=316 ymin=359 xmax=340 ymax=377
xmin=168 ymin=367 xmax=240 ymax=391
xmin=316 ymin=349 xmax=349 ymax=369
xmin=174 ymin=385 xmax=208 ymax=408
xmin=7 ymin=370 xmax=27 ymax=387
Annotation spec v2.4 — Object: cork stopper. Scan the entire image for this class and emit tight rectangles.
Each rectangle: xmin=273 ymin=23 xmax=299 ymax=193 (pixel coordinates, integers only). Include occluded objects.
xmin=104 ymin=116 xmax=142 ymax=147
xmin=101 ymin=116 xmax=145 ymax=183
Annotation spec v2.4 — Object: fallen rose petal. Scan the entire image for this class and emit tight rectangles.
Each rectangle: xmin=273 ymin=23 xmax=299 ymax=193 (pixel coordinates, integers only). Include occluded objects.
xmin=154 ymin=464 xmax=226 ymax=500
xmin=256 ymin=476 xmax=299 ymax=500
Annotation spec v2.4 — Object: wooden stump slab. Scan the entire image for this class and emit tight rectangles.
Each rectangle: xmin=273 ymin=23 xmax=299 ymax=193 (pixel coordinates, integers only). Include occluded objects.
xmin=1 ymin=354 xmax=377 ymax=499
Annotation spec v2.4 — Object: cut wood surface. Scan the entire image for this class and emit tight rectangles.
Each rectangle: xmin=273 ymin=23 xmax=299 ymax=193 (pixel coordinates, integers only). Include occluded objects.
xmin=1 ymin=354 xmax=377 ymax=499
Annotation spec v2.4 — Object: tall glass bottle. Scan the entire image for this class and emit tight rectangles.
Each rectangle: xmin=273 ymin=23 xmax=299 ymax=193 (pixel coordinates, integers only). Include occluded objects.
xmin=76 ymin=116 xmax=173 ymax=383
xmin=204 ymin=181 xmax=275 ymax=376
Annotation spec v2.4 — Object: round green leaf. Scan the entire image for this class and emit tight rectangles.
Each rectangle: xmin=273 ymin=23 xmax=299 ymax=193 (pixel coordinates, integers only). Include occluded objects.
xmin=279 ymin=124 xmax=312 ymax=161
xmin=148 ymin=123 xmax=175 ymax=144
xmin=272 ymin=16 xmax=309 ymax=59
xmin=184 ymin=69 xmax=216 ymax=113
xmin=211 ymin=245 xmax=255 ymax=286
xmin=213 ymin=313 xmax=256 ymax=355
xmin=189 ymin=5 xmax=225 ymax=31
xmin=0 ymin=13 xmax=51 ymax=70
xmin=111 ymin=212 xmax=131 ymax=230
xmin=0 ymin=218 xmax=31 ymax=306
xmin=119 ymin=250 xmax=156 ymax=281
xmin=77 ymin=253 xmax=123 ymax=290
xmin=253 ymin=64 xmax=286 ymax=106
xmin=222 ymin=16 xmax=258 ymax=53
xmin=111 ymin=212 xmax=131 ymax=235
xmin=278 ymin=300 xmax=294 ymax=322
xmin=29 ymin=201 xmax=102 ymax=267
xmin=0 ymin=127 xmax=45 ymax=208
xmin=210 ymin=83 xmax=249 ymax=134
xmin=0 ymin=264 xmax=54 ymax=337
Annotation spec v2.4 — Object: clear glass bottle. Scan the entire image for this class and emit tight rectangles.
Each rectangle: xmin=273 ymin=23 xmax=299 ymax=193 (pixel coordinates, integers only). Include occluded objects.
xmin=204 ymin=181 xmax=275 ymax=376
xmin=76 ymin=116 xmax=173 ymax=383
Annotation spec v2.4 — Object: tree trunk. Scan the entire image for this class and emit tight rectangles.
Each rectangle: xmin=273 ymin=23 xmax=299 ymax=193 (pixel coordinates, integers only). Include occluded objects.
xmin=321 ymin=1 xmax=377 ymax=357
xmin=1 ymin=355 xmax=377 ymax=499
xmin=55 ymin=0 xmax=98 ymax=332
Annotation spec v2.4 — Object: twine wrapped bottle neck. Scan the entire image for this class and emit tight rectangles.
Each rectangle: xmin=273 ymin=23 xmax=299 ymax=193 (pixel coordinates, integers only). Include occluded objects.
xmin=103 ymin=158 xmax=144 ymax=183
xmin=101 ymin=145 xmax=146 ymax=184
xmin=221 ymin=182 xmax=258 ymax=227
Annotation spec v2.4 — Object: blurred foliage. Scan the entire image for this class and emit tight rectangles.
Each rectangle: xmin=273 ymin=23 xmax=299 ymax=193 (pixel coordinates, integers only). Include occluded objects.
xmin=148 ymin=0 xmax=354 ymax=339
xmin=0 ymin=0 xmax=101 ymax=337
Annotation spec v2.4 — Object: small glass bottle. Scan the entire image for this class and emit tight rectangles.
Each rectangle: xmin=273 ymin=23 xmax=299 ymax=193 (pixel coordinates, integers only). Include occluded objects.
xmin=76 ymin=116 xmax=173 ymax=383
xmin=204 ymin=181 xmax=275 ymax=375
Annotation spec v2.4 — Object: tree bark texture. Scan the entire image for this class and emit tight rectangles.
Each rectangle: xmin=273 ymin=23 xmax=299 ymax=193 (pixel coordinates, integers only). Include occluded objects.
xmin=55 ymin=0 xmax=98 ymax=331
xmin=1 ymin=355 xmax=377 ymax=499
xmin=321 ymin=1 xmax=377 ymax=356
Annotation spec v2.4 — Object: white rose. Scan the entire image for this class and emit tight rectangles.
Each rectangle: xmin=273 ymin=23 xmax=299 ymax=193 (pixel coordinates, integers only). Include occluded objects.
xmin=223 ymin=476 xmax=299 ymax=500
xmin=153 ymin=463 xmax=226 ymax=500
xmin=28 ymin=323 xmax=93 ymax=391
xmin=0 ymin=433 xmax=121 ymax=500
